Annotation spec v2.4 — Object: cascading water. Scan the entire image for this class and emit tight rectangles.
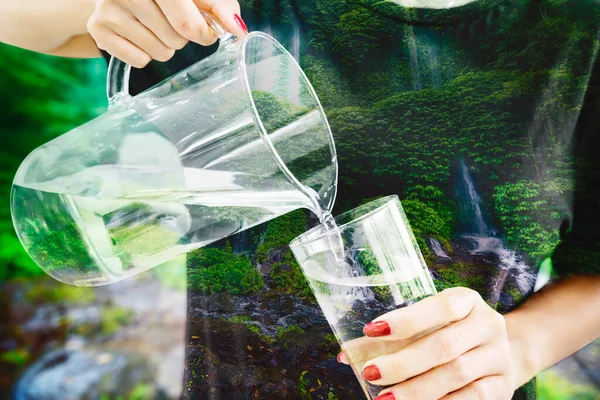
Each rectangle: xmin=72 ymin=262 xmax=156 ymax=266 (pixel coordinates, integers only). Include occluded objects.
xmin=429 ymin=237 xmax=449 ymax=258
xmin=457 ymin=160 xmax=536 ymax=302
xmin=406 ymin=27 xmax=423 ymax=91
xmin=288 ymin=24 xmax=302 ymax=105
xmin=425 ymin=38 xmax=442 ymax=88
xmin=291 ymin=25 xmax=300 ymax=62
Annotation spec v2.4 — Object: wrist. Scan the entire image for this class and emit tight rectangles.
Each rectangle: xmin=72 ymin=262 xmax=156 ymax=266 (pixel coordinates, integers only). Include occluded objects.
xmin=504 ymin=312 xmax=541 ymax=389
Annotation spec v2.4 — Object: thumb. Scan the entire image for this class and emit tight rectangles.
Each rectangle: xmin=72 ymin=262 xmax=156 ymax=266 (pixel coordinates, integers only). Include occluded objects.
xmin=195 ymin=0 xmax=249 ymax=39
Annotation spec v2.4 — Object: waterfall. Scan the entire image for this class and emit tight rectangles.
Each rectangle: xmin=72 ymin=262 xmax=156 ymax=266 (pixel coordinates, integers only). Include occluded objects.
xmin=232 ymin=229 xmax=248 ymax=254
xmin=457 ymin=160 xmax=537 ymax=301
xmin=291 ymin=25 xmax=300 ymax=62
xmin=289 ymin=25 xmax=302 ymax=105
xmin=458 ymin=160 xmax=493 ymax=236
xmin=429 ymin=238 xmax=449 ymax=258
xmin=406 ymin=27 xmax=422 ymax=91
xmin=425 ymin=39 xmax=441 ymax=88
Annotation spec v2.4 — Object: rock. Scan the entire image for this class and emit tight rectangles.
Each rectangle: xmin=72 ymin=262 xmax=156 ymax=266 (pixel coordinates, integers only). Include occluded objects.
xmin=193 ymin=293 xmax=234 ymax=314
xmin=184 ymin=318 xmax=289 ymax=399
xmin=259 ymin=262 xmax=272 ymax=276
xmin=276 ymin=295 xmax=295 ymax=314
xmin=351 ymin=299 xmax=366 ymax=313
xmin=498 ymin=291 xmax=515 ymax=312
xmin=14 ymin=349 xmax=161 ymax=400
xmin=429 ymin=269 xmax=443 ymax=280
xmin=269 ymin=249 xmax=285 ymax=263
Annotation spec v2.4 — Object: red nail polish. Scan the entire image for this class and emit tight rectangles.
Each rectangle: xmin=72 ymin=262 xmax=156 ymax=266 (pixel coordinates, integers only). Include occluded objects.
xmin=234 ymin=14 xmax=248 ymax=33
xmin=363 ymin=365 xmax=381 ymax=381
xmin=374 ymin=393 xmax=395 ymax=400
xmin=363 ymin=321 xmax=391 ymax=337
xmin=337 ymin=352 xmax=349 ymax=364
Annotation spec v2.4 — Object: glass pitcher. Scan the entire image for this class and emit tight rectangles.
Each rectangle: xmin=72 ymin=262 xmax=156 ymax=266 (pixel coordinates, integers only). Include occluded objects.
xmin=11 ymin=12 xmax=337 ymax=287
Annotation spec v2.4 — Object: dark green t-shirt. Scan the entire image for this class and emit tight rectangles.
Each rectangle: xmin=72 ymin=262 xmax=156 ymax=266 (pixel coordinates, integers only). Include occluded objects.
xmin=103 ymin=0 xmax=600 ymax=398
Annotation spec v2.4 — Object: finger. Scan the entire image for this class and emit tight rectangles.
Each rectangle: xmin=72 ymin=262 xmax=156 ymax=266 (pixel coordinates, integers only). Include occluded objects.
xmin=442 ymin=376 xmax=510 ymax=400
xmin=88 ymin=20 xmax=151 ymax=68
xmin=340 ymin=335 xmax=413 ymax=371
xmin=376 ymin=345 xmax=507 ymax=400
xmin=108 ymin=15 xmax=175 ymax=62
xmin=155 ymin=0 xmax=217 ymax=45
xmin=364 ymin=287 xmax=481 ymax=340
xmin=362 ymin=307 xmax=497 ymax=386
xmin=195 ymin=0 xmax=248 ymax=38
xmin=121 ymin=0 xmax=188 ymax=50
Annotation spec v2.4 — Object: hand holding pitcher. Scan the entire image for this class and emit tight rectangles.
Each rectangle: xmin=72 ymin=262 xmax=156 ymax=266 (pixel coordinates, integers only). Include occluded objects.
xmin=88 ymin=0 xmax=247 ymax=67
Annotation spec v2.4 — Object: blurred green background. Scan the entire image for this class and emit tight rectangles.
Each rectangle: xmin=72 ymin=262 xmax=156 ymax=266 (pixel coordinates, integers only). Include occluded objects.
xmin=0 ymin=42 xmax=598 ymax=399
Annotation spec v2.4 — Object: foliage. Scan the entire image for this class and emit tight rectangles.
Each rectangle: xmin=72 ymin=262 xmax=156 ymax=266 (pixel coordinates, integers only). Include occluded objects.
xmin=187 ymin=243 xmax=264 ymax=295
xmin=257 ymin=210 xmax=307 ymax=263
xmin=100 ymin=307 xmax=134 ymax=335
xmin=226 ymin=315 xmax=266 ymax=338
xmin=0 ymin=349 xmax=29 ymax=366
xmin=298 ymin=370 xmax=311 ymax=400
xmin=402 ymin=199 xmax=451 ymax=254
xmin=537 ymin=370 xmax=600 ymax=400
xmin=24 ymin=281 xmax=96 ymax=305
xmin=252 ymin=90 xmax=309 ymax=133
xmin=494 ymin=181 xmax=562 ymax=263
xmin=127 ymin=383 xmax=156 ymax=400
xmin=276 ymin=324 xmax=305 ymax=342
xmin=0 ymin=44 xmax=106 ymax=282
xmin=270 ymin=257 xmax=315 ymax=302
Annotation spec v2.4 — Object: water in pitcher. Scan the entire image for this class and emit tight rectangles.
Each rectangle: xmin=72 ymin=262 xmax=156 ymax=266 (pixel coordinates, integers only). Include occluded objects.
xmin=11 ymin=158 xmax=334 ymax=286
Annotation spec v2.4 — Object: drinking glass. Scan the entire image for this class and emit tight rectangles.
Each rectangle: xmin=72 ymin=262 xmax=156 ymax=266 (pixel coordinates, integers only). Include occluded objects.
xmin=289 ymin=195 xmax=437 ymax=399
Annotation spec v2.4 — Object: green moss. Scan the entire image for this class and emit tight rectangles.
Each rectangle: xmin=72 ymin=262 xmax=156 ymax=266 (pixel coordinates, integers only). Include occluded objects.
xmin=270 ymin=256 xmax=315 ymax=302
xmin=188 ymin=243 xmax=264 ymax=295
xmin=276 ymin=324 xmax=305 ymax=348
xmin=323 ymin=334 xmax=337 ymax=345
xmin=127 ymin=383 xmax=155 ymax=400
xmin=439 ymin=268 xmax=461 ymax=286
xmin=24 ymin=282 xmax=96 ymax=305
xmin=227 ymin=315 xmax=251 ymax=323
xmin=508 ymin=287 xmax=524 ymax=303
xmin=225 ymin=315 xmax=272 ymax=343
xmin=0 ymin=348 xmax=29 ymax=366
xmin=298 ymin=370 xmax=311 ymax=400
xmin=101 ymin=307 xmax=134 ymax=335
xmin=257 ymin=210 xmax=308 ymax=264
xmin=537 ymin=370 xmax=600 ymax=400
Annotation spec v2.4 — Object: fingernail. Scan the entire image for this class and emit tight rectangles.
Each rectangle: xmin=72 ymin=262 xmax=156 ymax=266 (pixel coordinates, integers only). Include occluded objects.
xmin=374 ymin=393 xmax=395 ymax=400
xmin=234 ymin=14 xmax=248 ymax=33
xmin=363 ymin=321 xmax=391 ymax=337
xmin=337 ymin=352 xmax=349 ymax=364
xmin=363 ymin=365 xmax=381 ymax=381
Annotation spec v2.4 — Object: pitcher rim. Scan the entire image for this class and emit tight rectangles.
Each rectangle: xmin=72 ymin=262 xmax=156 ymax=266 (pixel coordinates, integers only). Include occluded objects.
xmin=240 ymin=31 xmax=339 ymax=213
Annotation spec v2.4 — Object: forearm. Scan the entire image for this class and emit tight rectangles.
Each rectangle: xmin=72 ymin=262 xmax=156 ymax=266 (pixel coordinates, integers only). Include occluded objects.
xmin=505 ymin=275 xmax=600 ymax=388
xmin=0 ymin=0 xmax=98 ymax=56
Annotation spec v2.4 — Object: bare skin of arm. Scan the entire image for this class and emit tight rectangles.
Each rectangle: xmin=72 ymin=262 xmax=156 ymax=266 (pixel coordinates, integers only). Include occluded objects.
xmin=0 ymin=1 xmax=100 ymax=57
xmin=0 ymin=0 xmax=246 ymax=65
xmin=506 ymin=275 xmax=600 ymax=388
xmin=339 ymin=276 xmax=600 ymax=399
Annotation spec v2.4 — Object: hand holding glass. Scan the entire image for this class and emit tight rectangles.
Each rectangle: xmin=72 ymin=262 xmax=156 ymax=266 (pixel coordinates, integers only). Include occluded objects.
xmin=290 ymin=196 xmax=437 ymax=399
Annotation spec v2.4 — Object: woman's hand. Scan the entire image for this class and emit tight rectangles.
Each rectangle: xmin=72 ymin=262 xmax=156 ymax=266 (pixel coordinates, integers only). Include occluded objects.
xmin=88 ymin=0 xmax=247 ymax=68
xmin=339 ymin=287 xmax=523 ymax=400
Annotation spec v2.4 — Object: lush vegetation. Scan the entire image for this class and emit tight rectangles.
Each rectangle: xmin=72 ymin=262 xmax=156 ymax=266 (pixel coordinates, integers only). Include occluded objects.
xmin=187 ymin=242 xmax=264 ymax=294
xmin=2 ymin=0 xmax=600 ymax=398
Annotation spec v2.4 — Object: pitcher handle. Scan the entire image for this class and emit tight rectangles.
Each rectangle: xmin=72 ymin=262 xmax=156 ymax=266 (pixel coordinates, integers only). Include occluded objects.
xmin=106 ymin=11 xmax=235 ymax=107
